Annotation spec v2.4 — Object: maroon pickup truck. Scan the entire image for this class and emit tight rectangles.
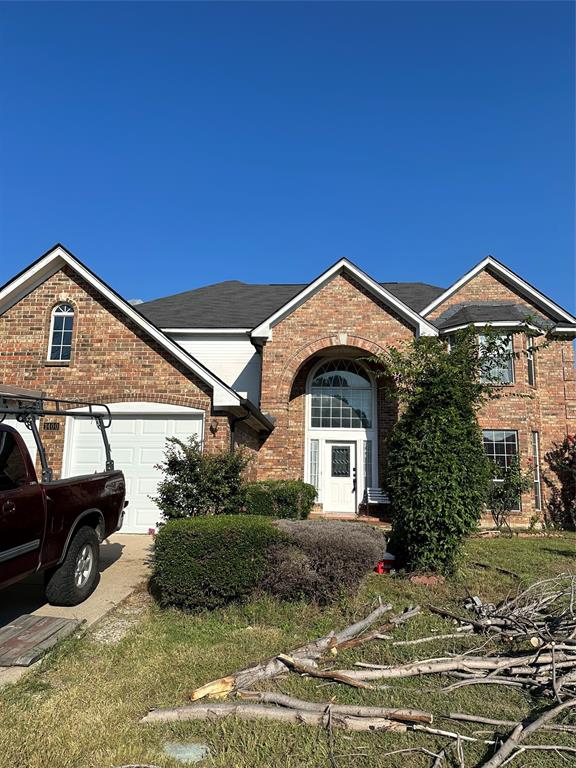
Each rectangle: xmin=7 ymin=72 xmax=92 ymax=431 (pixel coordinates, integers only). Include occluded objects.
xmin=0 ymin=394 xmax=126 ymax=606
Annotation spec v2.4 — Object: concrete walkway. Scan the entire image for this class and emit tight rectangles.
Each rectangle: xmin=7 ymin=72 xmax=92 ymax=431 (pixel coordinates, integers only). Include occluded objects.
xmin=0 ymin=533 xmax=152 ymax=686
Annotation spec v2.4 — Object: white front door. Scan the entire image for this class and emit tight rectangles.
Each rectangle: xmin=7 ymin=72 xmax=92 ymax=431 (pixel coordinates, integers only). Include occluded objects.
xmin=322 ymin=441 xmax=357 ymax=514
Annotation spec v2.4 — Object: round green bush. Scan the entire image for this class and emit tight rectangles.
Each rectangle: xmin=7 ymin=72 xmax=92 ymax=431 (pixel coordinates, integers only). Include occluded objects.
xmin=152 ymin=515 xmax=284 ymax=610
xmin=262 ymin=520 xmax=386 ymax=604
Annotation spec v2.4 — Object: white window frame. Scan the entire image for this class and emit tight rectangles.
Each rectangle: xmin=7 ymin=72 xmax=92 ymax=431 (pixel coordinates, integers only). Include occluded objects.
xmin=47 ymin=303 xmax=75 ymax=362
xmin=482 ymin=429 xmax=521 ymax=511
xmin=304 ymin=358 xmax=378 ymax=505
xmin=532 ymin=431 xmax=542 ymax=511
xmin=527 ymin=335 xmax=536 ymax=387
xmin=479 ymin=333 xmax=515 ymax=385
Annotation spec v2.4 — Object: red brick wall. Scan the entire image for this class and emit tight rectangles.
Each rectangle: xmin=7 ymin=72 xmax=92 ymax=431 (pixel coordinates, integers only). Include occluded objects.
xmin=256 ymin=272 xmax=414 ymax=484
xmin=0 ymin=266 xmax=230 ymax=476
xmin=429 ymin=267 xmax=576 ymax=524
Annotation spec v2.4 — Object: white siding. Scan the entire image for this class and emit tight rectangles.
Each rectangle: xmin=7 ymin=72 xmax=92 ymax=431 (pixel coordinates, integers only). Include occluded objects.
xmin=171 ymin=334 xmax=262 ymax=404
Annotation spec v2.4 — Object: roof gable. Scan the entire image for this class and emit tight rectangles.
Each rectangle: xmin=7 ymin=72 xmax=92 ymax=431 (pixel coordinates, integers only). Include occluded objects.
xmin=421 ymin=256 xmax=576 ymax=325
xmin=250 ymin=258 xmax=438 ymax=339
xmin=0 ymin=244 xmax=242 ymax=408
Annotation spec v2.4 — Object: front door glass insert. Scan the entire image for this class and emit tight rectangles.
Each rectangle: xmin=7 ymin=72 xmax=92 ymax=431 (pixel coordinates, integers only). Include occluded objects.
xmin=331 ymin=445 xmax=351 ymax=477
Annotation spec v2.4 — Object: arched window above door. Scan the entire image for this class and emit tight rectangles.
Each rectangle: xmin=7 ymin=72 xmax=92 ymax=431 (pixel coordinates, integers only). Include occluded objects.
xmin=310 ymin=359 xmax=373 ymax=429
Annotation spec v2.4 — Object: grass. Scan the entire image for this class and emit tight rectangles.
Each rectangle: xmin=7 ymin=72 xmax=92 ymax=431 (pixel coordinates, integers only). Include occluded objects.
xmin=0 ymin=533 xmax=575 ymax=768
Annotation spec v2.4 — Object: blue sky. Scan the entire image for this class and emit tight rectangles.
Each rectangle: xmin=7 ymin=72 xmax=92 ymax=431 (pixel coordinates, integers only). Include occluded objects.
xmin=0 ymin=2 xmax=574 ymax=309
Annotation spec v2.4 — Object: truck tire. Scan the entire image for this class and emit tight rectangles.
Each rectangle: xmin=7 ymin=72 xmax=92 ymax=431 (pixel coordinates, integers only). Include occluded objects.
xmin=44 ymin=526 xmax=101 ymax=606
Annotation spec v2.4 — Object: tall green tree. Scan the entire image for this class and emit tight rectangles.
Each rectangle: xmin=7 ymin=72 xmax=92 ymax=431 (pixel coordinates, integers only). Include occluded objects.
xmin=370 ymin=327 xmax=509 ymax=574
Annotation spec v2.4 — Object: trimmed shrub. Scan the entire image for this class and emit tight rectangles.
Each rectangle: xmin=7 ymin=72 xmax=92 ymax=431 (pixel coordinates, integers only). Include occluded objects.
xmin=152 ymin=436 xmax=251 ymax=520
xmin=262 ymin=520 xmax=386 ymax=604
xmin=152 ymin=515 xmax=284 ymax=610
xmin=244 ymin=480 xmax=316 ymax=519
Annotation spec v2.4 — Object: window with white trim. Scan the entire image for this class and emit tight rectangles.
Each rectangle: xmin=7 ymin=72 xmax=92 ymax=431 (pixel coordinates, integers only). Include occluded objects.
xmin=310 ymin=360 xmax=372 ymax=429
xmin=48 ymin=303 xmax=74 ymax=361
xmin=527 ymin=335 xmax=536 ymax=386
xmin=483 ymin=429 xmax=520 ymax=510
xmin=479 ymin=334 xmax=514 ymax=385
xmin=532 ymin=431 xmax=542 ymax=511
xmin=308 ymin=439 xmax=320 ymax=499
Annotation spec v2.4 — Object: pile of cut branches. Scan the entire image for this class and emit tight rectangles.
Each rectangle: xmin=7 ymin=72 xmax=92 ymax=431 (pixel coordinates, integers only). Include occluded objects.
xmin=141 ymin=577 xmax=576 ymax=766
xmin=431 ymin=574 xmax=576 ymax=645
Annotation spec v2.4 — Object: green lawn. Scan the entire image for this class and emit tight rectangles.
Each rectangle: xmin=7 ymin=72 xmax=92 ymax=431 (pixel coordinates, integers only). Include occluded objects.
xmin=0 ymin=534 xmax=575 ymax=768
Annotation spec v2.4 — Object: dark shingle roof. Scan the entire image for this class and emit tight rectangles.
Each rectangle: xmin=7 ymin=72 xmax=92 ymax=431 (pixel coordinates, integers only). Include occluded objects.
xmin=138 ymin=280 xmax=446 ymax=329
xmin=436 ymin=303 xmax=550 ymax=331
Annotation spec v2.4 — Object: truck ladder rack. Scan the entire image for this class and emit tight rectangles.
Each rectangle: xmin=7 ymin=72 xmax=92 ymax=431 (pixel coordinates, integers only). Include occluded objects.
xmin=0 ymin=391 xmax=114 ymax=481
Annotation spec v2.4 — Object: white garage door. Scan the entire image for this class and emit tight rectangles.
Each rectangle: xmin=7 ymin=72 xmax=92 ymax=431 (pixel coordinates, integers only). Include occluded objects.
xmin=2 ymin=416 xmax=38 ymax=465
xmin=64 ymin=406 xmax=203 ymax=534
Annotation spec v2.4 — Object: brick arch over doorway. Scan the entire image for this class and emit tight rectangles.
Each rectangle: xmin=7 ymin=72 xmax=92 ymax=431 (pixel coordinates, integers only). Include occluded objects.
xmin=277 ymin=335 xmax=385 ymax=406
xmin=256 ymin=339 xmax=398 ymax=488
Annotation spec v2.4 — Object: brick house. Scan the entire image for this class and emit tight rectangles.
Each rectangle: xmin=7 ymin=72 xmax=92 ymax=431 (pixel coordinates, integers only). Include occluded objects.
xmin=1 ymin=244 xmax=575 ymax=531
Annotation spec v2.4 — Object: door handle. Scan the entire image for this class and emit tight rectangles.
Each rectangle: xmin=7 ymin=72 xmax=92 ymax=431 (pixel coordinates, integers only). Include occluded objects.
xmin=1 ymin=500 xmax=16 ymax=515
xmin=352 ymin=467 xmax=357 ymax=494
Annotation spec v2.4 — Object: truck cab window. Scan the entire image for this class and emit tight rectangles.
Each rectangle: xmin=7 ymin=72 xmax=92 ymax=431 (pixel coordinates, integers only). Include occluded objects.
xmin=0 ymin=432 xmax=28 ymax=491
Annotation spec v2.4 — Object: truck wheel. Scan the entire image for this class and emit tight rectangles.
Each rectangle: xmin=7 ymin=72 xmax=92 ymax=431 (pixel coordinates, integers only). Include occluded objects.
xmin=44 ymin=526 xmax=100 ymax=606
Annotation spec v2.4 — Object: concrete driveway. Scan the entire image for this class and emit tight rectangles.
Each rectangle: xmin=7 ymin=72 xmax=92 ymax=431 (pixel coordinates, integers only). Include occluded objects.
xmin=0 ymin=533 xmax=152 ymax=686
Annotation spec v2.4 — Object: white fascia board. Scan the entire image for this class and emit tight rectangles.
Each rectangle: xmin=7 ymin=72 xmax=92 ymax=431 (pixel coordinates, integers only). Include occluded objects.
xmin=0 ymin=253 xmax=62 ymax=314
xmin=421 ymin=256 xmax=576 ymax=324
xmin=0 ymin=246 xmax=242 ymax=408
xmin=438 ymin=321 xmax=545 ymax=335
xmin=163 ymin=328 xmax=251 ymax=335
xmin=550 ymin=325 xmax=576 ymax=335
xmin=251 ymin=258 xmax=438 ymax=339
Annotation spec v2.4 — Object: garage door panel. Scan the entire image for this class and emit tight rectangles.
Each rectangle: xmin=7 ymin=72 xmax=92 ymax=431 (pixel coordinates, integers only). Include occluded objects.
xmin=65 ymin=411 xmax=203 ymax=533
xmin=74 ymin=447 xmax=103 ymax=465
xmin=136 ymin=477 xmax=158 ymax=493
xmin=141 ymin=419 xmax=171 ymax=435
xmin=140 ymin=447 xmax=164 ymax=465
xmin=173 ymin=420 xmax=200 ymax=436
xmin=113 ymin=447 xmax=136 ymax=464
xmin=109 ymin=422 xmax=139 ymax=437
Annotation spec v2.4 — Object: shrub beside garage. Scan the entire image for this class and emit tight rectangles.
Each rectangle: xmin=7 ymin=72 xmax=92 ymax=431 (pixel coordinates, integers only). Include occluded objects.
xmin=153 ymin=436 xmax=316 ymax=521
xmin=152 ymin=517 xmax=385 ymax=610
xmin=152 ymin=516 xmax=284 ymax=610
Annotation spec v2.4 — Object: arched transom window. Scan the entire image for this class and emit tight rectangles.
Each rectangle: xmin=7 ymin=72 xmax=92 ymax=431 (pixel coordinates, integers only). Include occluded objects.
xmin=48 ymin=303 xmax=74 ymax=361
xmin=310 ymin=359 xmax=372 ymax=428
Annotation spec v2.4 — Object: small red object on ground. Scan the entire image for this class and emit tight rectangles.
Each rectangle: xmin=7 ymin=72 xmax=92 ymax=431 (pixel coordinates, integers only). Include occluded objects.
xmin=375 ymin=553 xmax=395 ymax=574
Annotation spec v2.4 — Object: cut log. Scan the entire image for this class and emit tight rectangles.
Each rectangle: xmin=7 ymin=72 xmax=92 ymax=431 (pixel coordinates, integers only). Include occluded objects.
xmin=277 ymin=654 xmax=374 ymax=689
xmin=237 ymin=690 xmax=433 ymax=723
xmin=141 ymin=701 xmax=407 ymax=732
xmin=341 ymin=651 xmax=574 ymax=681
xmin=328 ymin=606 xmax=421 ymax=653
xmin=190 ymin=601 xmax=393 ymax=700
